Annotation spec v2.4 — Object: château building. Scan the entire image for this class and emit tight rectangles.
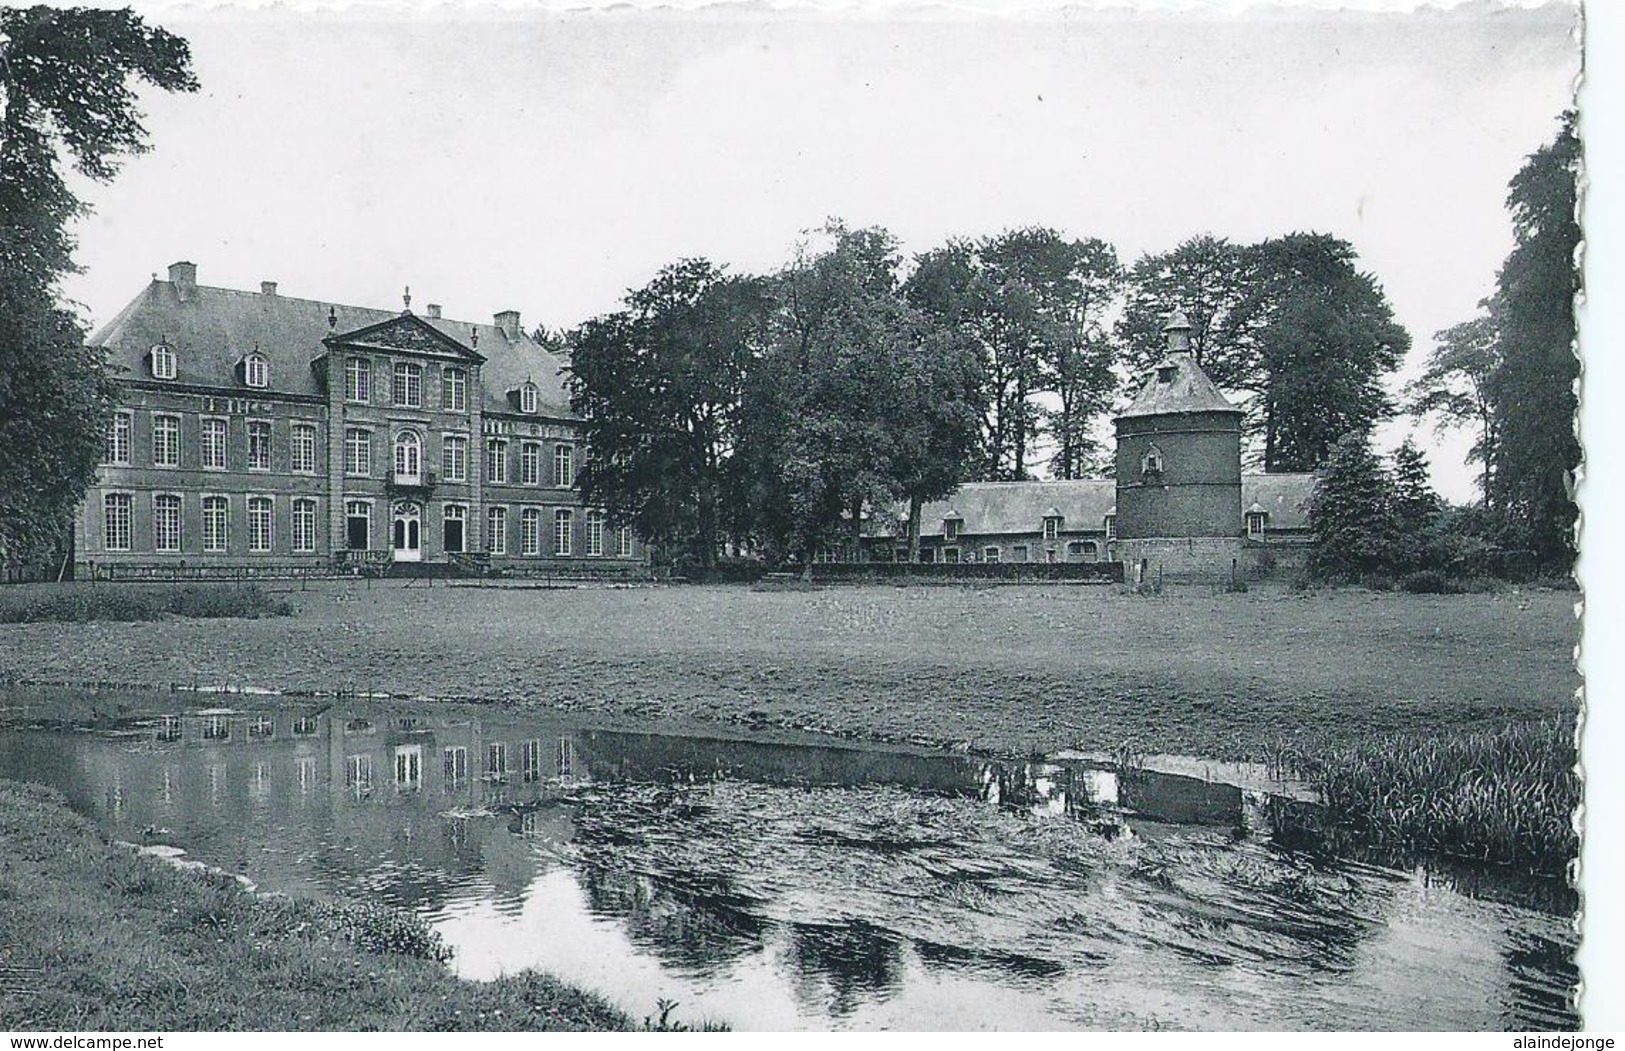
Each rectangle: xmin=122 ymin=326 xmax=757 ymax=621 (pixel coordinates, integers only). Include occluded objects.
xmin=75 ymin=262 xmax=645 ymax=576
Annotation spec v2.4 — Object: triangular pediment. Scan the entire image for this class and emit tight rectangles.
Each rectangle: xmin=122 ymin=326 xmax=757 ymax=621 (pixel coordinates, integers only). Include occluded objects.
xmin=325 ymin=313 xmax=484 ymax=362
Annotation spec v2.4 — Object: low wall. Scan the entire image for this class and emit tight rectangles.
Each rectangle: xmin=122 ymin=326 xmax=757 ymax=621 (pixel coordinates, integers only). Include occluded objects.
xmin=815 ymin=562 xmax=1124 ymax=584
xmin=1116 ymin=536 xmax=1245 ymax=583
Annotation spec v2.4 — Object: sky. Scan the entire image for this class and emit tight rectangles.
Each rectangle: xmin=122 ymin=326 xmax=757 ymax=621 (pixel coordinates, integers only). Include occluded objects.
xmin=59 ymin=1 xmax=1579 ymax=500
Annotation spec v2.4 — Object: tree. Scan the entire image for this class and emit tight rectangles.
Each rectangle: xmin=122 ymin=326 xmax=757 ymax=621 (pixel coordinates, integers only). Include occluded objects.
xmin=0 ymin=6 xmax=197 ymax=560
xmin=1406 ymin=316 xmax=1500 ymax=508
xmin=1116 ymin=233 xmax=1409 ymax=472
xmin=1483 ymin=113 xmax=1580 ymax=571
xmin=885 ymin=319 xmax=982 ymax=562
xmin=1305 ymin=431 xmax=1397 ymax=580
xmin=567 ymin=260 xmax=769 ymax=568
xmin=1390 ymin=439 xmax=1441 ymax=569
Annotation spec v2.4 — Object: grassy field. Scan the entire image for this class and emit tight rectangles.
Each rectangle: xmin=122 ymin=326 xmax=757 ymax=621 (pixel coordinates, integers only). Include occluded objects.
xmin=0 ymin=579 xmax=1579 ymax=760
xmin=0 ymin=780 xmax=639 ymax=1031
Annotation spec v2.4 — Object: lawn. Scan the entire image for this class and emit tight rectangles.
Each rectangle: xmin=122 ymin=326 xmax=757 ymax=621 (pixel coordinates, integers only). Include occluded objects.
xmin=0 ymin=579 xmax=1580 ymax=760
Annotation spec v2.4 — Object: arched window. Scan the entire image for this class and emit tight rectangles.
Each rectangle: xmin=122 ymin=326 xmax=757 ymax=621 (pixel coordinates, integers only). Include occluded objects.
xmin=150 ymin=343 xmax=176 ymax=380
xmin=394 ymin=430 xmax=421 ymax=482
xmin=1141 ymin=445 xmax=1164 ymax=479
xmin=243 ymin=352 xmax=269 ymax=388
xmin=520 ymin=383 xmax=539 ymax=414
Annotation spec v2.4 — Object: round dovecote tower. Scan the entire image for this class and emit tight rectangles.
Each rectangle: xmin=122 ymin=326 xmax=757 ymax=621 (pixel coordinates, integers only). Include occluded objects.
xmin=1113 ymin=310 xmax=1245 ymax=581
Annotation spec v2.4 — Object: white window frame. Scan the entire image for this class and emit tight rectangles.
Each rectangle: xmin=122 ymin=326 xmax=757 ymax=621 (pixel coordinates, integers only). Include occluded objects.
xmin=153 ymin=492 xmax=183 ymax=553
xmin=983 ymin=545 xmax=1000 ymax=563
xmin=1104 ymin=514 xmax=1117 ymax=540
xmin=1247 ymin=512 xmax=1268 ymax=540
xmin=152 ymin=414 xmax=181 ymax=468
xmin=520 ymin=441 xmax=542 ymax=486
xmin=552 ymin=444 xmax=574 ymax=488
xmin=487 ymin=505 xmax=507 ymax=555
xmin=554 ymin=508 xmax=573 ymax=556
xmin=202 ymin=495 xmax=230 ymax=553
xmin=520 ymin=506 xmax=542 ymax=557
xmin=443 ymin=745 xmax=468 ymax=787
xmin=520 ymin=384 xmax=538 ymax=414
xmin=290 ymin=423 xmax=317 ymax=474
xmin=150 ymin=343 xmax=176 ymax=380
xmin=617 ymin=524 xmax=634 ymax=558
xmin=486 ymin=741 xmax=507 ymax=777
xmin=103 ymin=492 xmax=132 ymax=552
xmin=345 ymin=428 xmax=372 ymax=477
xmin=105 ymin=412 xmax=132 ymax=466
xmin=345 ymin=356 xmax=370 ymax=403
xmin=393 ymin=361 xmax=423 ymax=408
xmin=586 ymin=510 xmax=605 ymax=557
xmin=394 ymin=430 xmax=422 ymax=483
xmin=244 ymin=353 xmax=269 ymax=389
xmin=197 ymin=416 xmax=227 ymax=471
xmin=442 ymin=367 xmax=467 ymax=412
xmin=442 ymin=433 xmax=468 ymax=482
xmin=247 ymin=496 xmax=274 ymax=553
xmin=292 ymin=497 xmax=318 ymax=553
xmin=246 ymin=419 xmax=273 ymax=472
xmin=521 ymin=739 xmax=543 ymax=783
xmin=487 ymin=438 xmax=509 ymax=484
xmin=1043 ymin=517 xmax=1060 ymax=540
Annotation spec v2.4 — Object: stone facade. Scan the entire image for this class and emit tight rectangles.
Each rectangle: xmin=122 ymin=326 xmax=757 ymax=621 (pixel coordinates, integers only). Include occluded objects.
xmin=77 ymin=263 xmax=643 ymax=575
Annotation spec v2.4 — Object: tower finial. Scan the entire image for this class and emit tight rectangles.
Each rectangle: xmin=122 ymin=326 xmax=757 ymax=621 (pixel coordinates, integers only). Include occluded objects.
xmin=402 ymin=285 xmax=412 ymax=314
xmin=1163 ymin=308 xmax=1192 ymax=354
xmin=327 ymin=305 xmax=337 ymax=331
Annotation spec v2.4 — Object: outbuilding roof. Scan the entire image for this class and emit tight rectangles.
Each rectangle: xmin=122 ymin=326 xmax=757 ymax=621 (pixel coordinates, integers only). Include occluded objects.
xmin=89 ymin=271 xmax=573 ymax=417
xmin=1241 ymin=473 xmax=1313 ymax=530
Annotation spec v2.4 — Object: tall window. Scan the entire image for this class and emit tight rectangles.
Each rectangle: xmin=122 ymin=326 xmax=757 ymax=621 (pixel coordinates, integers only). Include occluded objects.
xmin=586 ymin=510 xmax=605 ymax=557
xmin=291 ymin=423 xmax=317 ymax=474
xmin=552 ymin=444 xmax=574 ymax=487
xmin=150 ymin=343 xmax=176 ymax=380
xmin=248 ymin=497 xmax=274 ymax=553
xmin=345 ymin=428 xmax=372 ymax=476
xmin=520 ymin=507 xmax=541 ymax=556
xmin=394 ymin=430 xmax=421 ymax=481
xmin=618 ymin=525 xmax=633 ymax=558
xmin=393 ymin=361 xmax=422 ymax=408
xmin=200 ymin=418 xmax=227 ymax=470
xmin=486 ymin=742 xmax=507 ymax=777
xmin=152 ymin=415 xmax=180 ymax=468
xmin=520 ymin=442 xmax=541 ymax=485
xmin=521 ymin=739 xmax=543 ymax=783
xmin=153 ymin=494 xmax=182 ymax=552
xmin=247 ymin=420 xmax=272 ymax=471
xmin=345 ymin=357 xmax=370 ymax=402
xmin=442 ymin=504 xmax=466 ymax=553
xmin=243 ymin=353 xmax=269 ymax=389
xmin=520 ymin=384 xmax=538 ymax=414
xmin=1104 ymin=513 xmax=1116 ymax=540
xmin=1247 ymin=511 xmax=1267 ymax=539
xmin=104 ymin=414 xmax=131 ymax=465
xmin=292 ymin=498 xmax=317 ymax=553
xmin=202 ymin=496 xmax=229 ymax=553
xmin=554 ymin=508 xmax=573 ymax=556
xmin=486 ymin=438 xmax=508 ymax=484
xmin=1043 ymin=516 xmax=1061 ymax=540
xmin=487 ymin=506 xmax=507 ymax=554
xmin=103 ymin=494 xmax=131 ymax=551
xmin=442 ymin=367 xmax=466 ymax=412
xmin=345 ymin=500 xmax=371 ymax=550
xmin=442 ymin=435 xmax=467 ymax=482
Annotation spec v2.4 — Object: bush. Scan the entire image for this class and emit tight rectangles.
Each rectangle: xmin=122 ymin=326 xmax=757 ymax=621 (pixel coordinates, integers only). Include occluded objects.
xmin=1399 ymin=569 xmax=1460 ymax=594
xmin=0 ymin=583 xmax=292 ymax=624
xmin=1359 ymin=573 xmax=1395 ymax=592
xmin=307 ymin=900 xmax=453 ymax=963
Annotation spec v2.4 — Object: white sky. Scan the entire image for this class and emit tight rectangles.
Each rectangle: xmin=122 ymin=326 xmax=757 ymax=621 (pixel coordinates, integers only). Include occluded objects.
xmin=61 ymin=1 xmax=1579 ymax=500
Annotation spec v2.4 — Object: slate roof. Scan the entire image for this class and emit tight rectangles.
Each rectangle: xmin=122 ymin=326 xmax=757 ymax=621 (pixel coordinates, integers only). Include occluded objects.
xmin=1118 ymin=351 xmax=1241 ymax=420
xmin=1241 ymin=472 xmax=1313 ymax=530
xmin=872 ymin=473 xmax=1313 ymax=538
xmin=89 ymin=274 xmax=574 ymax=417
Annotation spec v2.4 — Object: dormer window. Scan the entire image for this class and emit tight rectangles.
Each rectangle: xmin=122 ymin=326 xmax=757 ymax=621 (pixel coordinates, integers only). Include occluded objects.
xmin=1247 ymin=510 xmax=1268 ymax=539
xmin=1141 ymin=446 xmax=1164 ymax=480
xmin=1157 ymin=364 xmax=1178 ymax=384
xmin=943 ymin=513 xmax=962 ymax=542
xmin=242 ymin=352 xmax=269 ymax=389
xmin=1043 ymin=515 xmax=1062 ymax=540
xmin=150 ymin=343 xmax=176 ymax=380
xmin=520 ymin=383 xmax=539 ymax=415
xmin=1104 ymin=512 xmax=1116 ymax=540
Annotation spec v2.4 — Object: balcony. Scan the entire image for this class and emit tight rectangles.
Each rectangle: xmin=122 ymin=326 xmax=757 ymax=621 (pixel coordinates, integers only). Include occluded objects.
xmin=386 ymin=468 xmax=437 ymax=496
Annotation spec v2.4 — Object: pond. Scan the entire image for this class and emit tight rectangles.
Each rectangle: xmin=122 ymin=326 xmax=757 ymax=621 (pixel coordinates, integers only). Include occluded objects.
xmin=0 ymin=692 xmax=1579 ymax=1031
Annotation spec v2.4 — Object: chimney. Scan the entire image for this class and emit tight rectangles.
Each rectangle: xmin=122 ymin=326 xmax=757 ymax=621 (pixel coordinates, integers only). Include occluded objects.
xmin=168 ymin=261 xmax=198 ymax=302
xmin=260 ymin=281 xmax=278 ymax=296
xmin=425 ymin=303 xmax=442 ymax=320
xmin=494 ymin=310 xmax=521 ymax=342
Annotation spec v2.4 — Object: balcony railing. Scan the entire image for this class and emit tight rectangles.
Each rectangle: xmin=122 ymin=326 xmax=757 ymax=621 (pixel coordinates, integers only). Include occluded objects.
xmin=386 ymin=468 xmax=437 ymax=494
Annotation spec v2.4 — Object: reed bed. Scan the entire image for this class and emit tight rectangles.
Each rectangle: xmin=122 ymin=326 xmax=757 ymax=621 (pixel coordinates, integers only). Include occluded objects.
xmin=1281 ymin=719 xmax=1579 ymax=874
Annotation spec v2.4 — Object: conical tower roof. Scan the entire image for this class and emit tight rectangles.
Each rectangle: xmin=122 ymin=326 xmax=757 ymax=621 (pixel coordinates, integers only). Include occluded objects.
xmin=1117 ymin=310 xmax=1241 ymax=420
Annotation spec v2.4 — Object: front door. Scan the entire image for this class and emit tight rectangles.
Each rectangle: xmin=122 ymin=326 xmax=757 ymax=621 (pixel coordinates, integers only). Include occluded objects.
xmin=391 ymin=501 xmax=422 ymax=562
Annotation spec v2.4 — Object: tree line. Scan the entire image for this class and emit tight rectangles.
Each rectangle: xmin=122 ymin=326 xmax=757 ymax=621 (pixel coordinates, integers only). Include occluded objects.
xmin=568 ymin=221 xmax=1413 ymax=570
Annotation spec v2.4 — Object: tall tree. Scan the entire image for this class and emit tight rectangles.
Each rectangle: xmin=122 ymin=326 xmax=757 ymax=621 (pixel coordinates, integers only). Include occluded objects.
xmin=0 ymin=6 xmax=196 ymax=560
xmin=1406 ymin=316 xmax=1501 ymax=508
xmin=1115 ymin=234 xmax=1266 ymax=387
xmin=568 ymin=260 xmax=769 ymax=568
xmin=1484 ymin=113 xmax=1581 ymax=571
xmin=1389 ymin=438 xmax=1440 ymax=570
xmin=885 ymin=319 xmax=982 ymax=562
xmin=1305 ymin=431 xmax=1397 ymax=580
